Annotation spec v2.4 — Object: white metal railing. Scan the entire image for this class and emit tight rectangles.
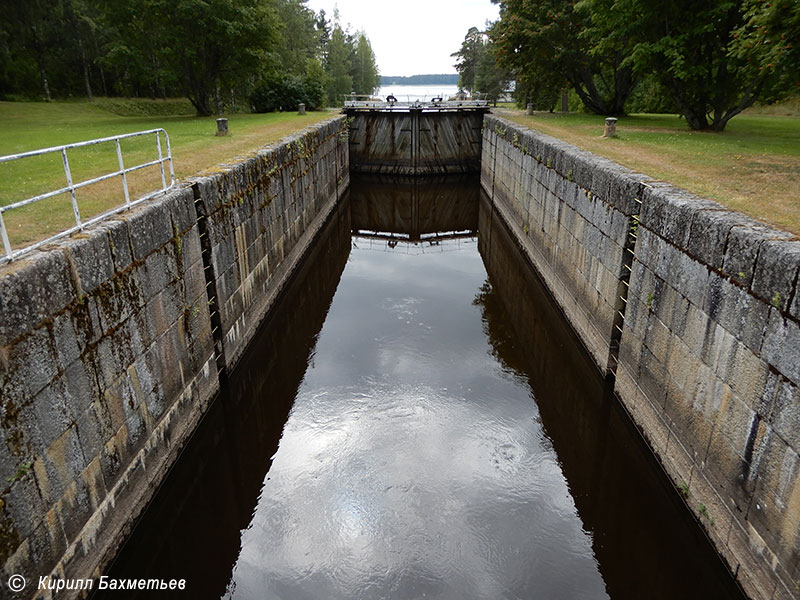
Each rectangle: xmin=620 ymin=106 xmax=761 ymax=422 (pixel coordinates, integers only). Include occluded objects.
xmin=343 ymin=93 xmax=489 ymax=111
xmin=0 ymin=128 xmax=175 ymax=263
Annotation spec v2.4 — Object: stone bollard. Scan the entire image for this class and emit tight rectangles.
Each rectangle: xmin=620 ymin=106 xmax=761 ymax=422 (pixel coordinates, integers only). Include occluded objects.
xmin=216 ymin=118 xmax=228 ymax=136
xmin=526 ymin=103 xmax=534 ymax=116
xmin=603 ymin=117 xmax=617 ymax=137
xmin=298 ymin=103 xmax=306 ymax=115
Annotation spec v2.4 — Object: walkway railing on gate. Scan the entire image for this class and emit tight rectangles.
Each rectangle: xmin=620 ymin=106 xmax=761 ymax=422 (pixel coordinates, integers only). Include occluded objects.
xmin=343 ymin=94 xmax=489 ymax=111
xmin=0 ymin=128 xmax=175 ymax=263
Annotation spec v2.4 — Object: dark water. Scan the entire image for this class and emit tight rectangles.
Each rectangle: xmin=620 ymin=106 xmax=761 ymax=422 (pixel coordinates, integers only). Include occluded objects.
xmin=98 ymin=175 xmax=745 ymax=600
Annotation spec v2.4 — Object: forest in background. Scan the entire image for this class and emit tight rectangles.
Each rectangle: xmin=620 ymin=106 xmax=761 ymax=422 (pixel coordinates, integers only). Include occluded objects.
xmin=453 ymin=0 xmax=800 ymax=130
xmin=0 ymin=0 xmax=380 ymax=114
xmin=379 ymin=74 xmax=459 ymax=85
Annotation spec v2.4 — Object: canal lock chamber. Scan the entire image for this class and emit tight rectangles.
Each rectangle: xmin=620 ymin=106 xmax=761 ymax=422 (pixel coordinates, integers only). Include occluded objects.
xmin=98 ymin=173 xmax=747 ymax=600
xmin=8 ymin=112 xmax=793 ymax=599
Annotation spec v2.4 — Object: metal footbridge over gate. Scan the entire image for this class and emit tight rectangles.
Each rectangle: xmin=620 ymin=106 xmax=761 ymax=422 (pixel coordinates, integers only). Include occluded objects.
xmin=343 ymin=93 xmax=490 ymax=112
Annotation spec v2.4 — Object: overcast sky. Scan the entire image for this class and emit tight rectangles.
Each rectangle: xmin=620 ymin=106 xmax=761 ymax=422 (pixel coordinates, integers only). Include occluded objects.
xmin=304 ymin=0 xmax=500 ymax=77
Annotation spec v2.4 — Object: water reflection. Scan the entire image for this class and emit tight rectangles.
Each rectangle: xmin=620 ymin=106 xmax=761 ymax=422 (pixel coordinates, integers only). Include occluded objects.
xmin=350 ymin=174 xmax=479 ymax=242
xmin=477 ymin=197 xmax=745 ymax=599
xmin=99 ymin=175 xmax=744 ymax=600
xmin=223 ymin=174 xmax=607 ymax=600
xmin=96 ymin=199 xmax=353 ymax=599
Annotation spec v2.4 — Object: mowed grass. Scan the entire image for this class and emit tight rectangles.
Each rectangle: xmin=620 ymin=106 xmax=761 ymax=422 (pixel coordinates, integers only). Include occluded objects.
xmin=0 ymin=100 xmax=334 ymax=250
xmin=499 ymin=109 xmax=800 ymax=235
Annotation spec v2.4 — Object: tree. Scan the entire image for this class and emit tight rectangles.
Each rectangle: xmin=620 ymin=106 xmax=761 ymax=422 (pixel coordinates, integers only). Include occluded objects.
xmin=581 ymin=0 xmax=739 ymax=129
xmin=732 ymin=0 xmax=800 ymax=103
xmin=250 ymin=71 xmax=324 ymax=112
xmin=274 ymin=0 xmax=320 ymax=76
xmin=490 ymin=0 xmax=636 ymax=115
xmin=453 ymin=27 xmax=511 ymax=104
xmin=321 ymin=14 xmax=379 ymax=102
xmin=475 ymin=38 xmax=512 ymax=104
xmin=452 ymin=27 xmax=484 ymax=93
xmin=580 ymin=0 xmax=800 ymax=130
xmin=316 ymin=9 xmax=331 ymax=61
xmin=0 ymin=0 xmax=382 ymax=110
xmin=0 ymin=0 xmax=61 ymax=101
xmin=325 ymin=15 xmax=353 ymax=104
xmin=350 ymin=32 xmax=379 ymax=95
xmin=302 ymin=57 xmax=327 ymax=107
xmin=64 ymin=0 xmax=97 ymax=101
xmin=99 ymin=0 xmax=280 ymax=115
xmin=165 ymin=0 xmax=278 ymax=116
xmin=512 ymin=69 xmax=566 ymax=111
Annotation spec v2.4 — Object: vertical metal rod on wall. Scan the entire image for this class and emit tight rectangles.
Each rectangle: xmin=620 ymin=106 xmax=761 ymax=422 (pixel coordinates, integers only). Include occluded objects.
xmin=165 ymin=132 xmax=175 ymax=186
xmin=0 ymin=212 xmax=12 ymax=258
xmin=115 ymin=139 xmax=130 ymax=207
xmin=62 ymin=148 xmax=82 ymax=228
xmin=156 ymin=131 xmax=167 ymax=191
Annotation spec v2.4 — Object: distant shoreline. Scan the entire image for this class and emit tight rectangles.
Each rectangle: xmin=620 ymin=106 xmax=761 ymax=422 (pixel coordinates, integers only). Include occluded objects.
xmin=380 ymin=74 xmax=459 ymax=86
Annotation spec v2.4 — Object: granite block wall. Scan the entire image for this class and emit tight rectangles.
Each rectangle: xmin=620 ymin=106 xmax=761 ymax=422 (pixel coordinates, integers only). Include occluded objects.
xmin=617 ymin=185 xmax=800 ymax=600
xmin=482 ymin=113 xmax=800 ymax=600
xmin=481 ymin=114 xmax=647 ymax=372
xmin=191 ymin=116 xmax=349 ymax=371
xmin=0 ymin=188 xmax=217 ymax=598
xmin=0 ymin=114 xmax=349 ymax=599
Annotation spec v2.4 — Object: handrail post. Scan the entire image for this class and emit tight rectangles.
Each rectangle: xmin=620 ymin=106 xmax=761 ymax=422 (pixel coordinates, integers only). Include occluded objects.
xmin=156 ymin=131 xmax=167 ymax=191
xmin=115 ymin=138 xmax=131 ymax=207
xmin=164 ymin=130 xmax=175 ymax=186
xmin=62 ymin=148 xmax=82 ymax=228
xmin=0 ymin=211 xmax=12 ymax=259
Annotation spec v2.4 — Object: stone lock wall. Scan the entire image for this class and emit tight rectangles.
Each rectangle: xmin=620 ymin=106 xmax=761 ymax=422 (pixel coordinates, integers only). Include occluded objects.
xmin=0 ymin=187 xmax=218 ymax=598
xmin=190 ymin=117 xmax=350 ymax=372
xmin=0 ymin=115 xmax=348 ymax=598
xmin=481 ymin=114 xmax=645 ymax=373
xmin=616 ymin=185 xmax=800 ymax=600
xmin=482 ymin=114 xmax=800 ymax=600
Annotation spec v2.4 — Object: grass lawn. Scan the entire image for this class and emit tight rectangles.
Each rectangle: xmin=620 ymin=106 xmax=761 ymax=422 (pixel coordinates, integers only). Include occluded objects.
xmin=0 ymin=99 xmax=335 ymax=251
xmin=499 ymin=109 xmax=800 ymax=235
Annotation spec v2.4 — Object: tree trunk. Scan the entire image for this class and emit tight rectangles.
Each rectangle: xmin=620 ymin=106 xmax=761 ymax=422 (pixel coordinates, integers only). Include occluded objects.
xmin=611 ymin=65 xmax=635 ymax=114
xmin=666 ymin=79 xmax=708 ymax=130
xmin=710 ymin=76 xmax=765 ymax=131
xmin=570 ymin=70 xmax=607 ymax=114
xmin=189 ymin=92 xmax=213 ymax=116
xmin=93 ymin=35 xmax=108 ymax=96
xmin=666 ymin=66 xmax=765 ymax=132
xmin=39 ymin=63 xmax=51 ymax=102
xmin=570 ymin=64 xmax=636 ymax=116
xmin=31 ymin=25 xmax=51 ymax=102
xmin=215 ymin=79 xmax=223 ymax=115
xmin=679 ymin=105 xmax=708 ymax=130
xmin=78 ymin=37 xmax=93 ymax=102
